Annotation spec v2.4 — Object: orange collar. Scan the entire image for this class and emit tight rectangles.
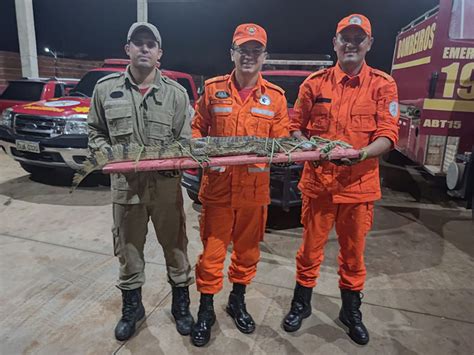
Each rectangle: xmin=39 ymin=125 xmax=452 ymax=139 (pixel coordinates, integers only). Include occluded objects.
xmin=334 ymin=61 xmax=368 ymax=85
xmin=227 ymin=70 xmax=266 ymax=98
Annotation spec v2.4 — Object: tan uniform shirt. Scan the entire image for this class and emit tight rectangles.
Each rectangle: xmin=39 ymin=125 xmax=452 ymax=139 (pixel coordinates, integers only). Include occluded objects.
xmin=88 ymin=66 xmax=192 ymax=204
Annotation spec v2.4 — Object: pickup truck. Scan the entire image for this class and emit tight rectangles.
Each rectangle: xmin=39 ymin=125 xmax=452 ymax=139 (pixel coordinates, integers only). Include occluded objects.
xmin=0 ymin=59 xmax=198 ymax=176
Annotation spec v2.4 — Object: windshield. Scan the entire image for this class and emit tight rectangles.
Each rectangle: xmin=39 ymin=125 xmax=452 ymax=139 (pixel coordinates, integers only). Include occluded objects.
xmin=69 ymin=71 xmax=118 ymax=98
xmin=262 ymin=75 xmax=307 ymax=107
xmin=0 ymin=82 xmax=45 ymax=101
xmin=449 ymin=0 xmax=474 ymax=39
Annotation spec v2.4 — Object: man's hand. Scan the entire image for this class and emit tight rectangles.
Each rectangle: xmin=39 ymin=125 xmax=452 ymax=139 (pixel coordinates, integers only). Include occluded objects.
xmin=331 ymin=149 xmax=368 ymax=166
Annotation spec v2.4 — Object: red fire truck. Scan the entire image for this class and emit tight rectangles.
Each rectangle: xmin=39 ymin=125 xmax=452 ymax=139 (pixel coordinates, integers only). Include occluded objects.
xmin=391 ymin=0 xmax=473 ymax=208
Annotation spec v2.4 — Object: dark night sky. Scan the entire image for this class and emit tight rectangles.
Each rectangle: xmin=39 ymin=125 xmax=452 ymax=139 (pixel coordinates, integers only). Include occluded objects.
xmin=1 ymin=0 xmax=439 ymax=76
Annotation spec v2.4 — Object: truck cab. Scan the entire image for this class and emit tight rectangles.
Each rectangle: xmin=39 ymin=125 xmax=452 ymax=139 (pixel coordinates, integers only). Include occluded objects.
xmin=391 ymin=0 xmax=474 ymax=204
xmin=0 ymin=77 xmax=79 ymax=113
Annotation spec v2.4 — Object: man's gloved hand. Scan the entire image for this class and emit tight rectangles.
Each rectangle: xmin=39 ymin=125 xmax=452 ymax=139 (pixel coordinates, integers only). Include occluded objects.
xmin=158 ymin=170 xmax=181 ymax=178
xmin=330 ymin=149 xmax=368 ymax=166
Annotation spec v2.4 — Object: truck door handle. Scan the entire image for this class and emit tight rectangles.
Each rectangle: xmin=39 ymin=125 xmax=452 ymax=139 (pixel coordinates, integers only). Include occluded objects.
xmin=428 ymin=71 xmax=439 ymax=98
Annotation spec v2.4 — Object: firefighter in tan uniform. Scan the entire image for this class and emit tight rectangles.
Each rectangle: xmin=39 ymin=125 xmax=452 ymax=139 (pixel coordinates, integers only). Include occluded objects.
xmin=87 ymin=22 xmax=194 ymax=341
xmin=190 ymin=23 xmax=290 ymax=346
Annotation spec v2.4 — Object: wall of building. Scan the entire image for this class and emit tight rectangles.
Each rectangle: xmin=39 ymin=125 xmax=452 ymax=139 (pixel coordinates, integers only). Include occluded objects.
xmin=0 ymin=51 xmax=103 ymax=86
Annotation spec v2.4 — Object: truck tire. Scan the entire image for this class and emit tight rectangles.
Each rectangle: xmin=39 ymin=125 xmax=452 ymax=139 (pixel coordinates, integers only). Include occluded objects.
xmin=186 ymin=190 xmax=201 ymax=204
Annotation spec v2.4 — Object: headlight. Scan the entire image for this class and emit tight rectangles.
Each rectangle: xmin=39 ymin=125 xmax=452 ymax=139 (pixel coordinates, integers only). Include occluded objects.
xmin=64 ymin=114 xmax=88 ymax=135
xmin=0 ymin=108 xmax=14 ymax=128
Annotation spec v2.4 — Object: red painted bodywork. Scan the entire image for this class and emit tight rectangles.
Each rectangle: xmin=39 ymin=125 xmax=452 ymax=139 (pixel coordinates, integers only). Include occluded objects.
xmin=391 ymin=0 xmax=474 ymax=174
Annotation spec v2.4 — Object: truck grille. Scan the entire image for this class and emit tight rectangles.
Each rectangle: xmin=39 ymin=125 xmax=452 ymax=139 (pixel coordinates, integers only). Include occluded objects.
xmin=14 ymin=114 xmax=65 ymax=138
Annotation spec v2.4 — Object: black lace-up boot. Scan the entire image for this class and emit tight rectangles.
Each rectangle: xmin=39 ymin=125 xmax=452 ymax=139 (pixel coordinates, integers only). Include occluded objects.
xmin=171 ymin=286 xmax=194 ymax=335
xmin=226 ymin=283 xmax=256 ymax=334
xmin=282 ymin=283 xmax=312 ymax=332
xmin=114 ymin=288 xmax=145 ymax=341
xmin=339 ymin=289 xmax=369 ymax=345
xmin=191 ymin=293 xmax=216 ymax=347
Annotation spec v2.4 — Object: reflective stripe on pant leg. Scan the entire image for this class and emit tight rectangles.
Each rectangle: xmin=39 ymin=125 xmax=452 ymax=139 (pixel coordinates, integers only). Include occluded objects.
xmin=335 ymin=202 xmax=374 ymax=291
xmin=195 ymin=204 xmax=234 ymax=294
xmin=150 ymin=177 xmax=193 ymax=287
xmin=296 ymin=194 xmax=337 ymax=288
xmin=228 ymin=205 xmax=267 ymax=285
xmin=113 ymin=203 xmax=149 ymax=290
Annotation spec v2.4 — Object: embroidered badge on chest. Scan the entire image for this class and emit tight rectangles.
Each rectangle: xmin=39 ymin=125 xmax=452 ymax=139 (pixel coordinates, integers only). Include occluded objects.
xmin=110 ymin=91 xmax=124 ymax=99
xmin=215 ymin=91 xmax=230 ymax=99
xmin=259 ymin=95 xmax=271 ymax=106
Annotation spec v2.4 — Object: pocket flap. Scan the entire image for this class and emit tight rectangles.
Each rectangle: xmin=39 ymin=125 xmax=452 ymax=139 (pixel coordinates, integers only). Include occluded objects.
xmin=351 ymin=104 xmax=376 ymax=115
xmin=105 ymin=105 xmax=132 ymax=119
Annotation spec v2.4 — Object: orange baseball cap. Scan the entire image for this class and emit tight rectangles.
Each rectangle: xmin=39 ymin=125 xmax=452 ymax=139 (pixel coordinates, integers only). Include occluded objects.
xmin=336 ymin=14 xmax=372 ymax=37
xmin=233 ymin=23 xmax=267 ymax=47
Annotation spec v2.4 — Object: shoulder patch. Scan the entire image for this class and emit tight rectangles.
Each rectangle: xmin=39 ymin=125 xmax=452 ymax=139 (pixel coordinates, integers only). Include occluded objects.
xmin=162 ymin=75 xmax=186 ymax=93
xmin=371 ymin=68 xmax=395 ymax=83
xmin=263 ymin=80 xmax=285 ymax=95
xmin=205 ymin=75 xmax=230 ymax=86
xmin=307 ymin=68 xmax=329 ymax=80
xmin=96 ymin=71 xmax=123 ymax=85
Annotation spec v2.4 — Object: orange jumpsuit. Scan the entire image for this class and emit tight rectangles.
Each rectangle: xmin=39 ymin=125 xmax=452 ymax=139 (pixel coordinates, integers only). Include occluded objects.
xmin=192 ymin=71 xmax=290 ymax=294
xmin=290 ymin=62 xmax=399 ymax=291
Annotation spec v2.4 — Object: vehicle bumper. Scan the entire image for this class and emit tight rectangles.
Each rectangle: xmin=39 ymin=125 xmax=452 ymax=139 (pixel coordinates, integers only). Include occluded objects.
xmin=0 ymin=127 xmax=89 ymax=170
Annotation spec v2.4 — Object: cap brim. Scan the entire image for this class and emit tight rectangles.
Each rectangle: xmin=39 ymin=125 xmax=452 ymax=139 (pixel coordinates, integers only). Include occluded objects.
xmin=234 ymin=37 xmax=266 ymax=47
xmin=129 ymin=25 xmax=158 ymax=41
xmin=337 ymin=24 xmax=371 ymax=36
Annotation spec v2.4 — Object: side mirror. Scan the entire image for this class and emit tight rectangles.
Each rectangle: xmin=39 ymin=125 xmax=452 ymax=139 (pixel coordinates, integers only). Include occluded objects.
xmin=197 ymin=85 xmax=204 ymax=97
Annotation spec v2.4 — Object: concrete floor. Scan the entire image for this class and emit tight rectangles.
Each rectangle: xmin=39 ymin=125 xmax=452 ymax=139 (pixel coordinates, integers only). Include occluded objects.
xmin=0 ymin=153 xmax=473 ymax=355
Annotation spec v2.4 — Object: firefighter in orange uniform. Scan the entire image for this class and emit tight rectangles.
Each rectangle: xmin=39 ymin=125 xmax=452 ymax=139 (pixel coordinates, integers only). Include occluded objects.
xmin=282 ymin=14 xmax=399 ymax=345
xmin=190 ymin=23 xmax=289 ymax=346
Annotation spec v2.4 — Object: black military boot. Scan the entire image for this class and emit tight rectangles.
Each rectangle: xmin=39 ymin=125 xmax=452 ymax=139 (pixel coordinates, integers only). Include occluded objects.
xmin=171 ymin=286 xmax=194 ymax=335
xmin=191 ymin=293 xmax=216 ymax=347
xmin=114 ymin=288 xmax=145 ymax=341
xmin=282 ymin=283 xmax=312 ymax=332
xmin=226 ymin=283 xmax=256 ymax=334
xmin=339 ymin=289 xmax=369 ymax=345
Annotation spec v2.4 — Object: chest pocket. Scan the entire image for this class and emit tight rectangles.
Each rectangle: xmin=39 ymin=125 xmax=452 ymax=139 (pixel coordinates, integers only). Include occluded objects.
xmin=147 ymin=106 xmax=173 ymax=140
xmin=249 ymin=107 xmax=274 ymax=136
xmin=105 ymin=101 xmax=133 ymax=138
xmin=210 ymin=104 xmax=233 ymax=136
xmin=351 ymin=104 xmax=377 ymax=132
xmin=307 ymin=104 xmax=330 ymax=132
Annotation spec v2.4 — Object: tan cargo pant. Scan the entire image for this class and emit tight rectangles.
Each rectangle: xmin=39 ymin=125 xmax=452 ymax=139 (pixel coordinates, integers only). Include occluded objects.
xmin=112 ymin=178 xmax=192 ymax=290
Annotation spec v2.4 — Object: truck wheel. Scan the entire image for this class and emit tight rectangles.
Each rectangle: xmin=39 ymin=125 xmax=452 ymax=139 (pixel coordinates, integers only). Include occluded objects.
xmin=186 ymin=190 xmax=201 ymax=204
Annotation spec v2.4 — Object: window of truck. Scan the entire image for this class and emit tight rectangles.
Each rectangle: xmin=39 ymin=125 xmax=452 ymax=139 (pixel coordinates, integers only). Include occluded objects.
xmin=69 ymin=71 xmax=117 ymax=98
xmin=449 ymin=0 xmax=474 ymax=39
xmin=0 ymin=81 xmax=45 ymax=101
xmin=54 ymin=84 xmax=64 ymax=98
xmin=262 ymin=75 xmax=306 ymax=107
